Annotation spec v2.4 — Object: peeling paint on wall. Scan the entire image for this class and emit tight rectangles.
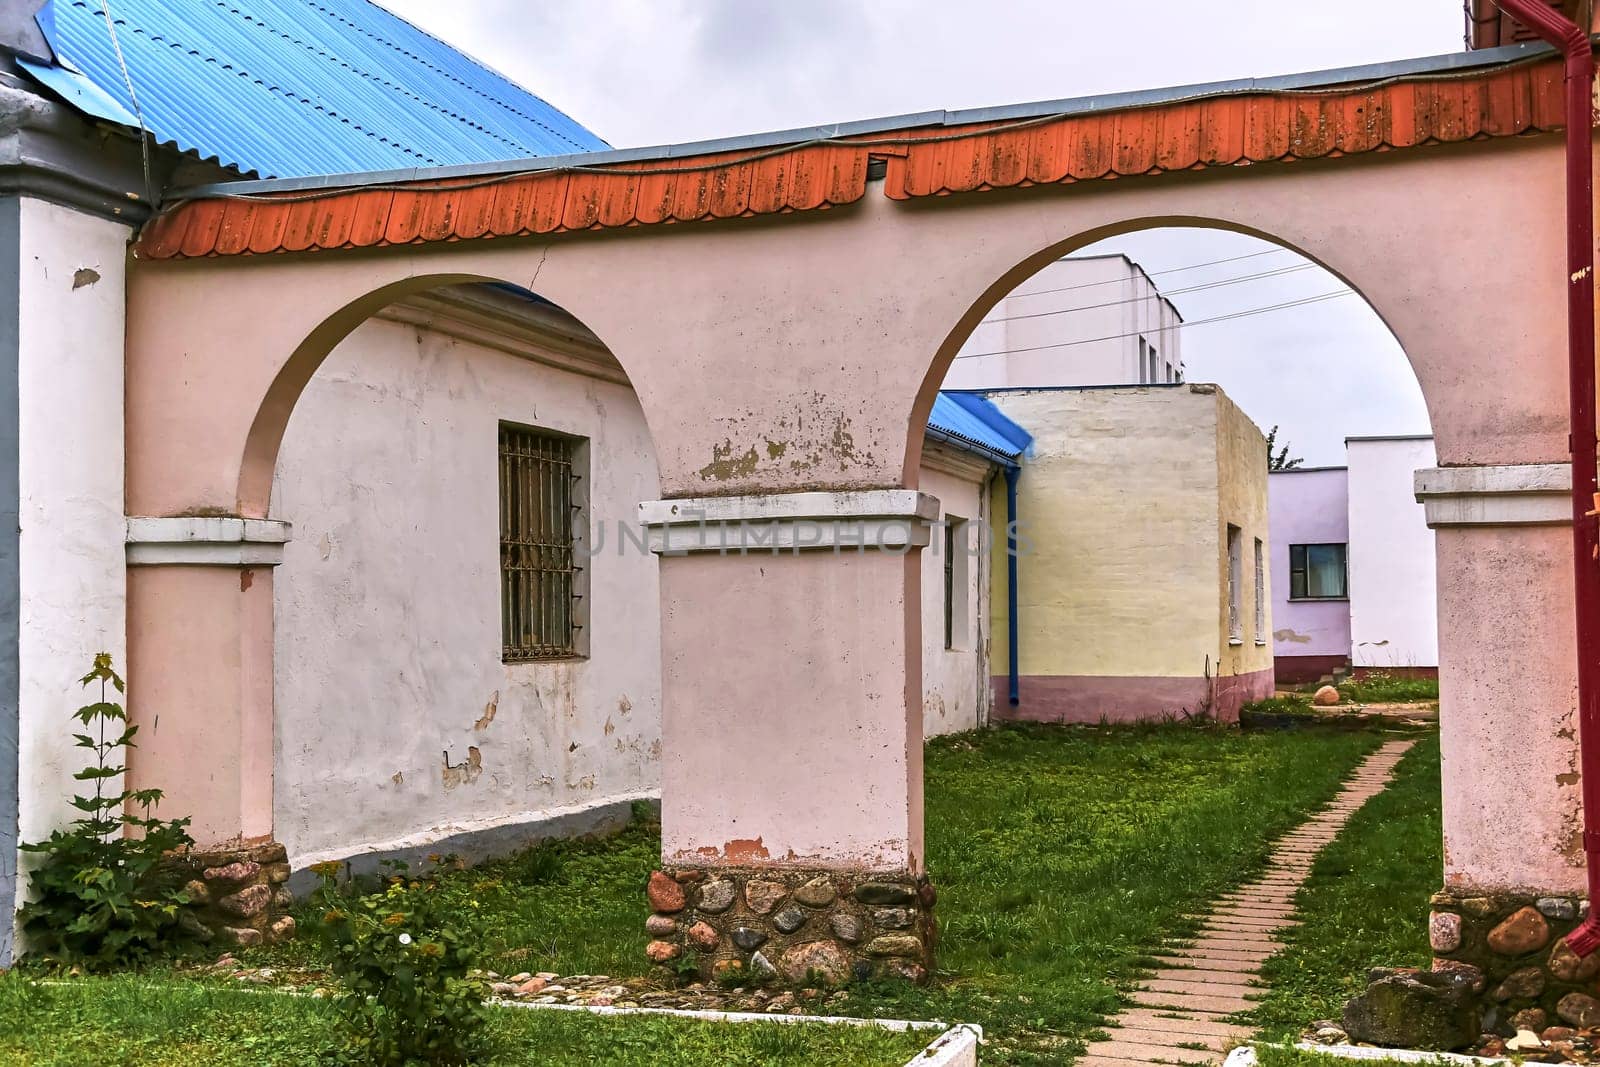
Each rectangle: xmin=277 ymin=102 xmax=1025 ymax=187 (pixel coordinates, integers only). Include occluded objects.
xmin=474 ymin=691 xmax=498 ymax=731
xmin=71 ymin=267 xmax=100 ymax=290
xmin=698 ymin=439 xmax=761 ymax=482
xmin=1274 ymin=628 xmax=1312 ymax=645
xmin=441 ymin=746 xmax=481 ymax=789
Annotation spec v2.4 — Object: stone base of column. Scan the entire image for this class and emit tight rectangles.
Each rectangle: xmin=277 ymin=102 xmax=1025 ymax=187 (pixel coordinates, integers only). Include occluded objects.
xmin=1422 ymin=887 xmax=1592 ymax=1032
xmin=643 ymin=867 xmax=935 ymax=986
xmin=167 ymin=841 xmax=297 ymax=948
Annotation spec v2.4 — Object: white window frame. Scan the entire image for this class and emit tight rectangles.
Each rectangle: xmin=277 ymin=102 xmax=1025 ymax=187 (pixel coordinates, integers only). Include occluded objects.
xmin=1227 ymin=523 xmax=1243 ymax=645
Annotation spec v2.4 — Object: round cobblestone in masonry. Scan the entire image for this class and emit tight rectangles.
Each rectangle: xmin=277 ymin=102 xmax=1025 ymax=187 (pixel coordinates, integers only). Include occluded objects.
xmin=871 ymin=907 xmax=913 ymax=930
xmin=1558 ymin=992 xmax=1600 ymax=1028
xmin=863 ymin=934 xmax=923 ymax=959
xmin=1549 ymin=939 xmax=1600 ymax=983
xmin=1488 ymin=906 xmax=1551 ymax=957
xmin=647 ymin=871 xmax=686 ymax=914
xmin=1512 ymin=1008 xmax=1548 ymax=1033
xmin=745 ymin=880 xmax=788 ymax=915
xmin=731 ymin=926 xmax=768 ymax=951
xmin=1429 ymin=911 xmax=1462 ymax=954
xmin=698 ymin=879 xmax=737 ymax=914
xmin=1431 ymin=959 xmax=1484 ymax=993
xmin=854 ymin=882 xmax=915 ymax=906
xmin=778 ymin=941 xmax=851 ymax=986
xmin=269 ymin=916 xmax=296 ymax=941
xmin=1493 ymin=966 xmax=1546 ymax=1002
xmin=645 ymin=914 xmax=678 ymax=937
xmin=1537 ymin=898 xmax=1579 ymax=921
xmin=184 ymin=880 xmax=212 ymax=905
xmin=686 ymin=921 xmax=721 ymax=953
xmin=219 ymin=884 xmax=272 ymax=919
xmin=204 ymin=860 xmax=262 ymax=885
xmin=793 ymin=877 xmax=837 ymax=908
xmin=750 ymin=951 xmax=778 ymax=979
xmin=830 ymin=912 xmax=863 ymax=944
xmin=772 ymin=907 xmax=808 ymax=934
xmin=646 ymin=940 xmax=681 ymax=963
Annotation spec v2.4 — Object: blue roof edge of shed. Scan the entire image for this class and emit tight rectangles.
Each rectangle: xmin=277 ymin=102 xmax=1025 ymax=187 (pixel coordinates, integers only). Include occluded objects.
xmin=926 ymin=392 xmax=1032 ymax=468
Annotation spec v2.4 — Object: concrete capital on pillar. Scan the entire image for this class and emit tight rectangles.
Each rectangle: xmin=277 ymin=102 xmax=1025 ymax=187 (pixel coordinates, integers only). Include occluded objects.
xmin=125 ymin=516 xmax=293 ymax=567
xmin=1414 ymin=463 xmax=1571 ymax=528
xmin=637 ymin=490 xmax=938 ymax=555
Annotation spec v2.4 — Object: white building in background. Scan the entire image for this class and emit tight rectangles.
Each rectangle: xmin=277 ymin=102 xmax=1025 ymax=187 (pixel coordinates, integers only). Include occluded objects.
xmin=1346 ymin=435 xmax=1439 ymax=672
xmin=1267 ymin=434 xmax=1440 ymax=684
xmin=943 ymin=254 xmax=1184 ymax=390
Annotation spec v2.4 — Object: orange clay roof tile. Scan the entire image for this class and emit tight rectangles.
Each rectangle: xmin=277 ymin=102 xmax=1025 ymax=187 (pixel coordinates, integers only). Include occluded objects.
xmin=135 ymin=55 xmax=1567 ymax=260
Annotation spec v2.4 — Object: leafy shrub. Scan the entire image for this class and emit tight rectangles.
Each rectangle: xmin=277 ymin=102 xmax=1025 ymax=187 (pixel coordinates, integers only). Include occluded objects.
xmin=17 ymin=654 xmax=194 ymax=969
xmin=314 ymin=862 xmax=488 ymax=1066
xmin=1337 ymin=670 xmax=1439 ymax=704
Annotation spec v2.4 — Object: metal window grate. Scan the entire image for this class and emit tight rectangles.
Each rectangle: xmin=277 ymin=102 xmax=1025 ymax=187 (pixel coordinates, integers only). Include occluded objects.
xmin=499 ymin=424 xmax=580 ymax=661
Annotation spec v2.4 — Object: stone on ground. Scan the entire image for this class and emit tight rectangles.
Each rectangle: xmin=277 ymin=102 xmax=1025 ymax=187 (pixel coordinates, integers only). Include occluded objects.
xmin=1342 ymin=968 xmax=1480 ymax=1051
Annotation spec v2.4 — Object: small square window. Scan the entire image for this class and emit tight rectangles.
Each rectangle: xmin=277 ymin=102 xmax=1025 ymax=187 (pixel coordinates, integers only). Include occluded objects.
xmin=1289 ymin=543 xmax=1348 ymax=600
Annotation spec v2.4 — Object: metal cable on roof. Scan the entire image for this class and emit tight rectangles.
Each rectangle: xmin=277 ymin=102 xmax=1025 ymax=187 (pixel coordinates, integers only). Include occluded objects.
xmin=97 ymin=0 xmax=155 ymax=206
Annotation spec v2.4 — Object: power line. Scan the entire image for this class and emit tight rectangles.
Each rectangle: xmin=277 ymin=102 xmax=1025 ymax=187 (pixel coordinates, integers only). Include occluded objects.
xmin=1010 ymin=247 xmax=1296 ymax=301
xmin=952 ymin=290 xmax=1357 ymax=361
xmin=980 ymin=262 xmax=1325 ymax=326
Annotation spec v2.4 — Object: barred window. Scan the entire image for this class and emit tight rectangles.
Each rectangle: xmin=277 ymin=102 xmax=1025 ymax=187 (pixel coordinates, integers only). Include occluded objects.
xmin=499 ymin=423 xmax=583 ymax=661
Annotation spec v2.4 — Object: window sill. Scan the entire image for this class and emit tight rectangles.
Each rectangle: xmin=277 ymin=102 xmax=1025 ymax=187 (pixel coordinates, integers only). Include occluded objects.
xmin=1255 ymin=640 xmax=1268 ymax=647
xmin=1288 ymin=596 xmax=1349 ymax=603
xmin=1228 ymin=638 xmax=1244 ymax=647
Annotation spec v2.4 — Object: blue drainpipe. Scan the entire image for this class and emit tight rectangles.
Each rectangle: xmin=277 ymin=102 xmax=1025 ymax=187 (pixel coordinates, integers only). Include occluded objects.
xmin=1004 ymin=465 xmax=1021 ymax=706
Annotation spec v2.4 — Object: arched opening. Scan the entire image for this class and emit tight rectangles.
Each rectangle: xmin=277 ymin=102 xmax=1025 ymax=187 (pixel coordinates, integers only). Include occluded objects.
xmin=878 ymin=221 xmax=1445 ymax=1053
xmin=253 ymin=277 xmax=667 ymax=870
xmin=909 ymin=221 xmax=1436 ymax=735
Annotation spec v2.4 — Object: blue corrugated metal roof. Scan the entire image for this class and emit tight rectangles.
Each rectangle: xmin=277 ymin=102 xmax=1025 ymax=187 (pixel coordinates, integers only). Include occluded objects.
xmin=927 ymin=392 xmax=1032 ymax=466
xmin=25 ymin=0 xmax=608 ymax=179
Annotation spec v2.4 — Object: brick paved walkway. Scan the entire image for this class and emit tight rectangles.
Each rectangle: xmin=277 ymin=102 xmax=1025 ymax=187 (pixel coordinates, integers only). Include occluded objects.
xmin=1078 ymin=738 xmax=1418 ymax=1067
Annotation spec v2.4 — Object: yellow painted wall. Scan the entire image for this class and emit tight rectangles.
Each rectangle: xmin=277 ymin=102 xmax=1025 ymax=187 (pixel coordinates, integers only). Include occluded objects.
xmin=1211 ymin=386 xmax=1273 ymax=680
xmin=987 ymin=385 xmax=1267 ymax=682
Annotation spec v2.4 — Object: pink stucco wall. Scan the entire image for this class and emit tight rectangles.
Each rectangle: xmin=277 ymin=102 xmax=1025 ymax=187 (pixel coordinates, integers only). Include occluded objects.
xmin=1268 ymin=468 xmax=1352 ymax=666
xmin=123 ymin=135 xmax=1579 ymax=896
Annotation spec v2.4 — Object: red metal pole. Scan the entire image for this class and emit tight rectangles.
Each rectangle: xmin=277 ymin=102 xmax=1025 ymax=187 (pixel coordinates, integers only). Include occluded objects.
xmin=1494 ymin=0 xmax=1600 ymax=956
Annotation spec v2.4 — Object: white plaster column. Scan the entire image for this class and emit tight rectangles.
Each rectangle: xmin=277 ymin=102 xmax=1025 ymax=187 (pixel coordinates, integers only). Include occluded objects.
xmin=1416 ymin=463 xmax=1582 ymax=894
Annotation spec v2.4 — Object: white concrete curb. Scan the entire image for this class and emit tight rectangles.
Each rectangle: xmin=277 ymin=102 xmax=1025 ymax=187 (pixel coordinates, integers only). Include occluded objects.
xmin=490 ymin=997 xmax=982 ymax=1065
xmin=1224 ymin=1043 xmax=1512 ymax=1067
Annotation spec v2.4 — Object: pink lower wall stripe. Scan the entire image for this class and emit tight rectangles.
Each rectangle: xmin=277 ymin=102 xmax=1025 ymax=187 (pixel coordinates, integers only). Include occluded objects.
xmin=991 ymin=668 xmax=1275 ymax=726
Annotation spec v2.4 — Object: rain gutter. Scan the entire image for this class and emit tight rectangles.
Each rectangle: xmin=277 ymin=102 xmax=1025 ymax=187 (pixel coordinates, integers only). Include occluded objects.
xmin=1492 ymin=0 xmax=1600 ymax=957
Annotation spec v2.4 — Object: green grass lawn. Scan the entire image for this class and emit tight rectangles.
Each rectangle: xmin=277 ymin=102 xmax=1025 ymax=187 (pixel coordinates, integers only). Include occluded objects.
xmin=1248 ymin=733 xmax=1442 ymax=1038
xmin=7 ymin=721 xmax=1426 ymax=1066
xmin=0 ymin=971 xmax=933 ymax=1066
xmin=1337 ymin=672 xmax=1439 ymax=705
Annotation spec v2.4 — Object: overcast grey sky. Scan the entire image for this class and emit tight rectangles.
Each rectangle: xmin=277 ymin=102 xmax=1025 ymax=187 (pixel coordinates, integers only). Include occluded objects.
xmin=379 ymin=0 xmax=1468 ymax=465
